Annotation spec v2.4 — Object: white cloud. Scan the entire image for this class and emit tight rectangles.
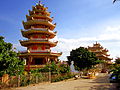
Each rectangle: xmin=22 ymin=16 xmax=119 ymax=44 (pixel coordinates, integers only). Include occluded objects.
xmin=97 ymin=26 xmax=120 ymax=41
xmin=106 ymin=26 xmax=120 ymax=32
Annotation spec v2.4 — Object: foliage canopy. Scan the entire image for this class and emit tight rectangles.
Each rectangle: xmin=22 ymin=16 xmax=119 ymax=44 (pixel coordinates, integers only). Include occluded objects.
xmin=115 ymin=57 xmax=120 ymax=64
xmin=0 ymin=36 xmax=24 ymax=76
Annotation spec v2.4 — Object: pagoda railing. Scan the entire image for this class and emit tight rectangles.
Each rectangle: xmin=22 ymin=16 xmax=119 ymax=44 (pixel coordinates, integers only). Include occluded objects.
xmin=96 ymin=54 xmax=108 ymax=57
xmin=20 ymin=50 xmax=62 ymax=55
xmin=19 ymin=39 xmax=58 ymax=44
xmin=20 ymin=49 xmax=50 ymax=54
xmin=20 ymin=39 xmax=48 ymax=42
xmin=28 ymin=19 xmax=53 ymax=25
xmin=25 ymin=28 xmax=47 ymax=31
xmin=24 ymin=28 xmax=55 ymax=34
xmin=31 ymin=38 xmax=48 ymax=40
xmin=30 ymin=49 xmax=50 ymax=53
xmin=32 ymin=13 xmax=49 ymax=17
xmin=32 ymin=18 xmax=50 ymax=22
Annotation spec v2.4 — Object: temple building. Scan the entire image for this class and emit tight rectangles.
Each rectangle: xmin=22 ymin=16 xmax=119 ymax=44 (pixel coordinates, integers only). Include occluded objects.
xmin=19 ymin=1 xmax=62 ymax=70
xmin=88 ymin=42 xmax=112 ymax=70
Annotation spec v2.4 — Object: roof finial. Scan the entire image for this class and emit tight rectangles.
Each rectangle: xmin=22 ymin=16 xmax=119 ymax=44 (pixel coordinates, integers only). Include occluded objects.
xmin=38 ymin=1 xmax=41 ymax=4
xmin=36 ymin=1 xmax=41 ymax=5
xmin=96 ymin=41 xmax=97 ymax=44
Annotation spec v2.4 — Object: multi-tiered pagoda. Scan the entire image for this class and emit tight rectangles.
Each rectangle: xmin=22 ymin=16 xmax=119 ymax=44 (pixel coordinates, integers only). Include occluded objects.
xmin=19 ymin=1 xmax=62 ymax=70
xmin=88 ymin=42 xmax=112 ymax=63
xmin=88 ymin=42 xmax=112 ymax=70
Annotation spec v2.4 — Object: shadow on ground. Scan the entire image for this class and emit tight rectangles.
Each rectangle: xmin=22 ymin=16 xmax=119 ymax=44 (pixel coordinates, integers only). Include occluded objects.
xmin=89 ymin=73 xmax=118 ymax=90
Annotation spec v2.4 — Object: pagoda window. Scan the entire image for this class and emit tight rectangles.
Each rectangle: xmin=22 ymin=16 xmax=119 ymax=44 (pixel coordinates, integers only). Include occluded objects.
xmin=33 ymin=35 xmax=39 ymax=38
xmin=41 ymin=45 xmax=46 ymax=50
xmin=31 ymin=45 xmax=38 ymax=50
xmin=35 ymin=12 xmax=39 ymax=15
xmin=41 ymin=35 xmax=46 ymax=39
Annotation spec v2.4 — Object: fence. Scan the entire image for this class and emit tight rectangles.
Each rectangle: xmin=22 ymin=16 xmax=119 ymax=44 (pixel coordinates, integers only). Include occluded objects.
xmin=0 ymin=72 xmax=49 ymax=89
xmin=0 ymin=72 xmax=74 ymax=89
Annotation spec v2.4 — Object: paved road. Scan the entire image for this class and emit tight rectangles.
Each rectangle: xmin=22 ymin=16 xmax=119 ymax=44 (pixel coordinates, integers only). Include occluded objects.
xmin=7 ymin=73 xmax=117 ymax=90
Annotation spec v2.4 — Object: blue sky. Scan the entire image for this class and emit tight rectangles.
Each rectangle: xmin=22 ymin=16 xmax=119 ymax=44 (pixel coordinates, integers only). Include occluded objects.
xmin=0 ymin=0 xmax=120 ymax=61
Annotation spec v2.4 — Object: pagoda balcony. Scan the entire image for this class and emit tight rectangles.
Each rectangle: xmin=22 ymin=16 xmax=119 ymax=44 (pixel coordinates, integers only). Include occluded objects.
xmin=24 ymin=28 xmax=56 ymax=34
xmin=30 ymin=50 xmax=50 ymax=53
xmin=33 ymin=19 xmax=54 ymax=26
xmin=19 ymin=50 xmax=62 ymax=57
xmin=23 ymin=20 xmax=55 ymax=30
xmin=94 ymin=50 xmax=103 ymax=53
xmin=31 ymin=18 xmax=49 ymax=22
xmin=20 ymin=49 xmax=50 ymax=54
xmin=25 ymin=28 xmax=47 ymax=31
xmin=21 ymin=30 xmax=56 ymax=39
xmin=31 ymin=38 xmax=48 ymax=40
xmin=19 ymin=39 xmax=58 ymax=47
xmin=24 ymin=20 xmax=55 ymax=26
xmin=50 ymin=51 xmax=62 ymax=57
xmin=29 ymin=9 xmax=50 ymax=16
xmin=26 ymin=14 xmax=53 ymax=21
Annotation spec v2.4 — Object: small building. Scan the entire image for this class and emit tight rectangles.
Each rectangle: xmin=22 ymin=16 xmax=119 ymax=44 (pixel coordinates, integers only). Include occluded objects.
xmin=19 ymin=1 xmax=62 ymax=71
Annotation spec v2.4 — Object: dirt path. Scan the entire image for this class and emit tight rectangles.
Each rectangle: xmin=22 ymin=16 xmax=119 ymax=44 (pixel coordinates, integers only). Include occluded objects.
xmin=7 ymin=73 xmax=117 ymax=90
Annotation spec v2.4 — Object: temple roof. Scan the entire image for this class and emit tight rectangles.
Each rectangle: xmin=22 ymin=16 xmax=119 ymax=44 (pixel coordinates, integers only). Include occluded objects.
xmin=88 ymin=42 xmax=112 ymax=61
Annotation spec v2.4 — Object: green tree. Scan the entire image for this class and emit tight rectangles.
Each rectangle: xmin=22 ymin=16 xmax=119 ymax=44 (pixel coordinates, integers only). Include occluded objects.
xmin=59 ymin=64 xmax=70 ymax=73
xmin=67 ymin=47 xmax=100 ymax=70
xmin=115 ymin=57 xmax=120 ymax=64
xmin=31 ymin=61 xmax=70 ymax=74
xmin=0 ymin=36 xmax=24 ymax=76
xmin=34 ymin=61 xmax=59 ymax=74
xmin=110 ymin=64 xmax=120 ymax=82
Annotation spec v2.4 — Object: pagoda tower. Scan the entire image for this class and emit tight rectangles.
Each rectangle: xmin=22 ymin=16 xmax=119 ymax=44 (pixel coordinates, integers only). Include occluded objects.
xmin=19 ymin=1 xmax=62 ymax=70
xmin=88 ymin=42 xmax=112 ymax=71
xmin=88 ymin=42 xmax=112 ymax=63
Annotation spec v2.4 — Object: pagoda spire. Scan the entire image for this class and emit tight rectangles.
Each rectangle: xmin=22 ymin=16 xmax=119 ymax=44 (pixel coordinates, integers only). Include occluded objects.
xmin=38 ymin=1 xmax=41 ymax=4
xmin=36 ymin=1 xmax=42 ymax=5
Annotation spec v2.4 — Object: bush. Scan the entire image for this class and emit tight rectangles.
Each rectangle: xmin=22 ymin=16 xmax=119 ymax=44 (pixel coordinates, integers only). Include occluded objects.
xmin=110 ymin=64 xmax=120 ymax=83
xmin=51 ymin=73 xmax=74 ymax=82
xmin=59 ymin=64 xmax=70 ymax=74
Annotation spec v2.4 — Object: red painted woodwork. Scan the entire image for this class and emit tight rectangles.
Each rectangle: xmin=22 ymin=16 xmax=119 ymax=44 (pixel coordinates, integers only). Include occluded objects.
xmin=41 ymin=45 xmax=45 ymax=50
xmin=33 ymin=35 xmax=39 ymax=38
xmin=41 ymin=35 xmax=46 ymax=39
xmin=32 ymin=46 xmax=38 ymax=50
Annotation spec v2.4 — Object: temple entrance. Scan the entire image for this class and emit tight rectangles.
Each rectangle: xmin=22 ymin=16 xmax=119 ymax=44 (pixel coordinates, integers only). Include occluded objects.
xmin=31 ymin=58 xmax=45 ymax=65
